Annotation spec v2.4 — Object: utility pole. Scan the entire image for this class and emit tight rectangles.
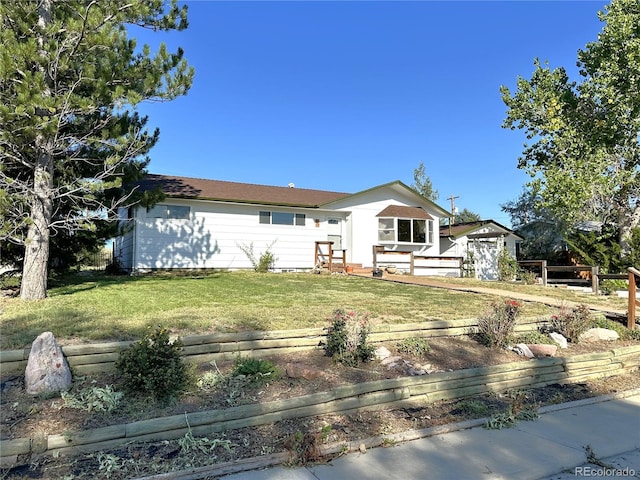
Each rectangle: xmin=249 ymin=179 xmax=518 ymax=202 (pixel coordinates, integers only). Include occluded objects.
xmin=448 ymin=195 xmax=460 ymax=236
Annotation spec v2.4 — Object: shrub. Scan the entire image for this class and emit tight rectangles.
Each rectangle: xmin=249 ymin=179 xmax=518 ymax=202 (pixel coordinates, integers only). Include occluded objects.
xmin=115 ymin=327 xmax=191 ymax=401
xmin=549 ymin=304 xmax=592 ymax=343
xmin=497 ymin=249 xmax=519 ymax=281
xmin=232 ymin=356 xmax=278 ymax=379
xmin=61 ymin=385 xmax=123 ymax=413
xmin=396 ymin=336 xmax=431 ymax=356
xmin=455 ymin=399 xmax=489 ymax=417
xmin=519 ymin=270 xmax=537 ymax=285
xmin=599 ymin=279 xmax=628 ymax=295
xmin=514 ymin=331 xmax=556 ymax=345
xmin=476 ymin=299 xmax=521 ymax=348
xmin=237 ymin=241 xmax=277 ymax=272
xmin=590 ymin=317 xmax=638 ymax=340
xmin=320 ymin=309 xmax=375 ymax=366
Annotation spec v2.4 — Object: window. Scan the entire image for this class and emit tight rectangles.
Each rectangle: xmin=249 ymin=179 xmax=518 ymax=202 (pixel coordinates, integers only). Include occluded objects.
xmin=259 ymin=211 xmax=305 ymax=226
xmin=378 ymin=218 xmax=395 ymax=242
xmin=147 ymin=204 xmax=190 ymax=219
xmin=378 ymin=218 xmax=433 ymax=244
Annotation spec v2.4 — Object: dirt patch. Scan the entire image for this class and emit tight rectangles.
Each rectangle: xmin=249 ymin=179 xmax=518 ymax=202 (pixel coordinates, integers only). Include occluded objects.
xmin=1 ymin=336 xmax=639 ymax=479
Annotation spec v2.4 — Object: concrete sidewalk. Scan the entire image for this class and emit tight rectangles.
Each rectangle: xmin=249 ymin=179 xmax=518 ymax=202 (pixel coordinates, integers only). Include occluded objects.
xmin=221 ymin=392 xmax=640 ymax=480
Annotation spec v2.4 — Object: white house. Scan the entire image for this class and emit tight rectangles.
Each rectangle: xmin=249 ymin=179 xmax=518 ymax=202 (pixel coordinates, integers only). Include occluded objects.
xmin=439 ymin=221 xmax=523 ymax=280
xmin=114 ymin=174 xmax=453 ymax=274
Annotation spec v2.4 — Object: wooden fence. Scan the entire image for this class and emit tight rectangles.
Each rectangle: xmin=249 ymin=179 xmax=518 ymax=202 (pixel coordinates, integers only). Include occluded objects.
xmin=372 ymin=246 xmax=463 ymax=277
xmin=0 ymin=318 xmax=546 ymax=376
xmin=1 ymin=345 xmax=638 ymax=465
xmin=629 ymin=267 xmax=639 ymax=330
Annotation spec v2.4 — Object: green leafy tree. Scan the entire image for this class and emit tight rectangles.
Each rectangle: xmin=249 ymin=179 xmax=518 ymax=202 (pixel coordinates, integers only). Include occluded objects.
xmin=411 ymin=161 xmax=439 ymax=202
xmin=501 ymin=186 xmax=567 ymax=262
xmin=0 ymin=0 xmax=194 ymax=299
xmin=500 ymin=0 xmax=639 ymax=257
xmin=454 ymin=208 xmax=481 ymax=224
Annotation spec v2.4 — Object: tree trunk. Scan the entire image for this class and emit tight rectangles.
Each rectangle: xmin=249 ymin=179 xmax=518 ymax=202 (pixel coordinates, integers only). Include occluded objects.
xmin=20 ymin=0 xmax=54 ymax=301
xmin=20 ymin=152 xmax=53 ymax=300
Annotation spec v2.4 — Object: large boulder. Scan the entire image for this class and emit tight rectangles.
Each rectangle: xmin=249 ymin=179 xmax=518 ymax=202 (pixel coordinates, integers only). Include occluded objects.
xmin=527 ymin=344 xmax=558 ymax=358
xmin=578 ymin=328 xmax=620 ymax=343
xmin=25 ymin=332 xmax=72 ymax=396
xmin=549 ymin=332 xmax=568 ymax=349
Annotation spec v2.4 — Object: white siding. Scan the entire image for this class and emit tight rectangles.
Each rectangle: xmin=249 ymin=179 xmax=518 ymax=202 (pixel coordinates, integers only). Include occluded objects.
xmin=129 ymin=200 xmax=345 ymax=271
xmin=114 ymin=208 xmax=135 ymax=271
xmin=440 ymin=224 xmax=520 ymax=280
xmin=327 ymin=186 xmax=444 ymax=268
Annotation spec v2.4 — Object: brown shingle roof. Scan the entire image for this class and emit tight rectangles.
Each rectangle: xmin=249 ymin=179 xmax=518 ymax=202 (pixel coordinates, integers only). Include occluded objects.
xmin=136 ymin=174 xmax=351 ymax=207
xmin=376 ymin=205 xmax=433 ymax=219
xmin=439 ymin=220 xmax=521 ymax=239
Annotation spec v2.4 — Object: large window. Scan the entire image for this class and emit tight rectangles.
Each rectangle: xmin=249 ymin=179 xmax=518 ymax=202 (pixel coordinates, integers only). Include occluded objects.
xmin=378 ymin=218 xmax=433 ymax=244
xmin=259 ymin=211 xmax=305 ymax=226
xmin=147 ymin=204 xmax=190 ymax=219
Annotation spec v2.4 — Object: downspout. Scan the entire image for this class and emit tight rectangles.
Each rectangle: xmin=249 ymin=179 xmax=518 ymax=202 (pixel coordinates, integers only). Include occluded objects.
xmin=132 ymin=207 xmax=138 ymax=274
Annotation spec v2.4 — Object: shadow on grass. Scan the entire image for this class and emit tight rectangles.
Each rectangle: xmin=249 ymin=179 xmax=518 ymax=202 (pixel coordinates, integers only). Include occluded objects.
xmin=48 ymin=270 xmax=228 ymax=296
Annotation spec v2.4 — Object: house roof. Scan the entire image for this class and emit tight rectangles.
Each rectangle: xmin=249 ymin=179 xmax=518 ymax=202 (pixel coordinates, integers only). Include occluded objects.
xmin=323 ymin=180 xmax=450 ymax=217
xmin=439 ymin=220 xmax=523 ymax=240
xmin=136 ymin=174 xmax=351 ymax=208
xmin=376 ymin=205 xmax=433 ymax=220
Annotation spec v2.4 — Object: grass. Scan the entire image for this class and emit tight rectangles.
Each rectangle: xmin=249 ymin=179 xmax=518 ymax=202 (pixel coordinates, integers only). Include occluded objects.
xmin=1 ymin=271 xmax=625 ymax=350
xmin=0 ymin=272 xmax=509 ymax=348
xmin=419 ymin=276 xmax=630 ymax=310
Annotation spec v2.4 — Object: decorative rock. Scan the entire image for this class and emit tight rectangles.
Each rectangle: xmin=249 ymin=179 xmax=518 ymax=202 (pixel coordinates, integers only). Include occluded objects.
xmin=549 ymin=332 xmax=568 ymax=349
xmin=579 ymin=328 xmax=620 ymax=342
xmin=527 ymin=344 xmax=558 ymax=358
xmin=381 ymin=355 xmax=402 ymax=366
xmin=408 ymin=367 xmax=427 ymax=376
xmin=374 ymin=346 xmax=392 ymax=361
xmin=513 ymin=343 xmax=534 ymax=358
xmin=25 ymin=332 xmax=72 ymax=396
xmin=285 ymin=363 xmax=323 ymax=380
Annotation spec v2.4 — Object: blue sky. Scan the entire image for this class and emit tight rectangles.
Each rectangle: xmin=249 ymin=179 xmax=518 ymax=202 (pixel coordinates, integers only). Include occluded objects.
xmin=134 ymin=0 xmax=608 ymax=226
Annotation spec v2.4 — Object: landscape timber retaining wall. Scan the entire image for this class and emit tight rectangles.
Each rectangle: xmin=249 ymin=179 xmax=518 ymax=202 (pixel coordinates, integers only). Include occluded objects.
xmin=0 ymin=317 xmax=546 ymax=376
xmin=0 ymin=345 xmax=638 ymax=466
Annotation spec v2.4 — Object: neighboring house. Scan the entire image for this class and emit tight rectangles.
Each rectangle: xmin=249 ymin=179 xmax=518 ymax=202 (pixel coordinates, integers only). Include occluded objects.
xmin=439 ymin=221 xmax=523 ymax=280
xmin=114 ymin=174 xmax=452 ymax=274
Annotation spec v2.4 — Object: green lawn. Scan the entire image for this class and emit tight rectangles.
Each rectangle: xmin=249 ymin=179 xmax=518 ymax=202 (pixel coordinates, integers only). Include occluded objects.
xmin=1 ymin=271 xmax=626 ymax=350
xmin=418 ymin=276 xmax=630 ymax=310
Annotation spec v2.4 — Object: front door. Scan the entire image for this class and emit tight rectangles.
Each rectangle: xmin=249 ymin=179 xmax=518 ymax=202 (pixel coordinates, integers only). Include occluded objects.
xmin=327 ymin=218 xmax=342 ymax=250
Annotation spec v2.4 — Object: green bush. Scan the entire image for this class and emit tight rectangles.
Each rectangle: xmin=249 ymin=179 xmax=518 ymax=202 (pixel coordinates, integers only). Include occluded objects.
xmin=497 ymin=249 xmax=519 ymax=281
xmin=396 ymin=336 xmax=431 ymax=356
xmin=590 ymin=317 xmax=639 ymax=340
xmin=599 ymin=279 xmax=628 ymax=295
xmin=232 ymin=356 xmax=278 ymax=378
xmin=549 ymin=304 xmax=592 ymax=343
xmin=455 ymin=399 xmax=489 ymax=417
xmin=115 ymin=327 xmax=191 ymax=401
xmin=476 ymin=299 xmax=522 ymax=348
xmin=320 ymin=309 xmax=375 ymax=366
xmin=514 ymin=331 xmax=556 ymax=345
xmin=237 ymin=241 xmax=277 ymax=272
xmin=518 ymin=270 xmax=537 ymax=285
